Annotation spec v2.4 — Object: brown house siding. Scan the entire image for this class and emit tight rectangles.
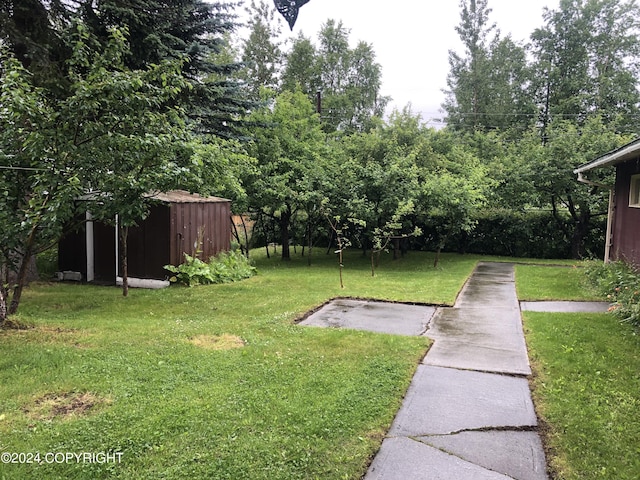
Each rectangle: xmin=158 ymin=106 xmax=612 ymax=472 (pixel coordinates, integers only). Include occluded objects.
xmin=612 ymin=159 xmax=640 ymax=267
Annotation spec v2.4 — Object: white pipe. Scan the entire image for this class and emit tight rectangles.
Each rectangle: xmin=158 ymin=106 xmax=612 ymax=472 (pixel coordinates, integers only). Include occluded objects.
xmin=86 ymin=211 xmax=95 ymax=282
xmin=115 ymin=214 xmax=119 ymax=282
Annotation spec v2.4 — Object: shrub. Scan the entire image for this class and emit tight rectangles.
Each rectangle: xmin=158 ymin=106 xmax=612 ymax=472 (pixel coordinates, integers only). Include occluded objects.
xmin=420 ymin=209 xmax=606 ymax=259
xmin=585 ymin=260 xmax=640 ymax=327
xmin=164 ymin=251 xmax=257 ymax=287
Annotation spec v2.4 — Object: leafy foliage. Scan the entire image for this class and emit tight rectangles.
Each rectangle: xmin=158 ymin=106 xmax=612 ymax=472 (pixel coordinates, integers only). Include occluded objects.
xmin=531 ymin=0 xmax=640 ymax=134
xmin=0 ymin=22 xmax=244 ymax=312
xmin=165 ymin=250 xmax=257 ymax=286
xmin=585 ymin=260 xmax=640 ymax=327
xmin=281 ymin=20 xmax=389 ymax=133
xmin=244 ymin=89 xmax=328 ymax=260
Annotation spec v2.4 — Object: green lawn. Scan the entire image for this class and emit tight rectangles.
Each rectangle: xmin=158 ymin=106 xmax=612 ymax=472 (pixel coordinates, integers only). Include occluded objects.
xmin=515 ymin=263 xmax=604 ymax=301
xmin=517 ymin=265 xmax=640 ymax=480
xmin=0 ymin=250 xmax=474 ymax=479
xmin=2 ymin=252 xmax=637 ymax=479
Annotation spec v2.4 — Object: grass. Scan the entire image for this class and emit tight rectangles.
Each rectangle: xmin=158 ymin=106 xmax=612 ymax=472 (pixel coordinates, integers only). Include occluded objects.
xmin=0 ymin=249 xmax=475 ymax=479
xmin=525 ymin=312 xmax=640 ymax=479
xmin=518 ymin=264 xmax=640 ymax=479
xmin=4 ymin=250 xmax=637 ymax=479
xmin=515 ymin=263 xmax=605 ymax=301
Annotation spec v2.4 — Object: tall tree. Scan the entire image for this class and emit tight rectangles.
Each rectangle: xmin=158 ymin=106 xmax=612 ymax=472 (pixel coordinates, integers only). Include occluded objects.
xmin=530 ymin=0 xmax=640 ymax=137
xmin=484 ymin=36 xmax=536 ymax=133
xmin=282 ymin=20 xmax=388 ymax=134
xmin=443 ymin=0 xmax=497 ymax=131
xmin=244 ymin=89 xmax=327 ymax=260
xmin=1 ymin=0 xmax=253 ymax=138
xmin=240 ymin=0 xmax=284 ymax=99
xmin=280 ymin=33 xmax=320 ymax=94
xmin=84 ymin=0 xmax=252 ymax=137
xmin=521 ymin=116 xmax=631 ymax=257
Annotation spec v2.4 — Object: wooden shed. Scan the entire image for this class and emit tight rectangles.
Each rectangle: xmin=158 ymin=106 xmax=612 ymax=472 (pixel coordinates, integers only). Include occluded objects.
xmin=574 ymin=138 xmax=640 ymax=267
xmin=58 ymin=191 xmax=231 ymax=284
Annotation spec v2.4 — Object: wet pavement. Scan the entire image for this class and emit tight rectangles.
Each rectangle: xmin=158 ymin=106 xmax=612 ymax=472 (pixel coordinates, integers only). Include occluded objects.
xmin=520 ymin=301 xmax=609 ymax=313
xmin=365 ymin=262 xmax=547 ymax=480
xmin=301 ymin=298 xmax=435 ymax=336
xmin=298 ymin=262 xmax=608 ymax=479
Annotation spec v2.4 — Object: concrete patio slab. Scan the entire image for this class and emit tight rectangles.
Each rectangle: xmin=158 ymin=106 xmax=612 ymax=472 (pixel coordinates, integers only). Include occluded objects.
xmin=520 ymin=301 xmax=610 ymax=313
xmin=419 ymin=431 xmax=548 ymax=480
xmin=388 ymin=365 xmax=537 ymax=437
xmin=365 ymin=436 xmax=512 ymax=480
xmin=299 ymin=299 xmax=435 ymax=336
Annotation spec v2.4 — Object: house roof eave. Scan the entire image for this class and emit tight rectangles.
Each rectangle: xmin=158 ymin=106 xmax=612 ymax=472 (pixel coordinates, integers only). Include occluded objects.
xmin=574 ymin=137 xmax=640 ymax=174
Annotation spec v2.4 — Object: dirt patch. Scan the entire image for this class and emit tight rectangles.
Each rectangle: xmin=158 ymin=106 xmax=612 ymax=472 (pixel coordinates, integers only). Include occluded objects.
xmin=24 ymin=392 xmax=108 ymax=421
xmin=2 ymin=325 xmax=90 ymax=348
xmin=0 ymin=318 xmax=34 ymax=330
xmin=190 ymin=334 xmax=245 ymax=351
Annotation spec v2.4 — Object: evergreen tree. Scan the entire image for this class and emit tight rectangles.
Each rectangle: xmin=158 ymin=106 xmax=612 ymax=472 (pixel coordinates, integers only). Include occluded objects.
xmin=0 ymin=0 xmax=71 ymax=91
xmin=1 ymin=0 xmax=253 ymax=138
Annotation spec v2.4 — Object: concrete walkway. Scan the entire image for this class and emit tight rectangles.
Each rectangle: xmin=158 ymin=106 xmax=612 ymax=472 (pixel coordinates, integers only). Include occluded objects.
xmin=300 ymin=262 xmax=608 ymax=479
xmin=365 ymin=262 xmax=548 ymax=480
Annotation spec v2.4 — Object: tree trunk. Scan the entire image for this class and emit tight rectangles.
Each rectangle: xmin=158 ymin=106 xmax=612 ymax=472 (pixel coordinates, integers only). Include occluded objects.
xmin=241 ymin=216 xmax=250 ymax=258
xmin=570 ymin=213 xmax=591 ymax=259
xmin=120 ymin=225 xmax=129 ymax=297
xmin=280 ymin=210 xmax=291 ymax=261
xmin=0 ymin=282 xmax=7 ymax=326
xmin=8 ymin=243 xmax=34 ymax=315
xmin=307 ymin=220 xmax=313 ymax=266
xmin=337 ymin=238 xmax=345 ymax=289
xmin=230 ymin=216 xmax=245 ymax=256
xmin=370 ymin=250 xmax=376 ymax=277
xmin=326 ymin=229 xmax=334 ymax=255
xmin=434 ymin=238 xmax=447 ymax=268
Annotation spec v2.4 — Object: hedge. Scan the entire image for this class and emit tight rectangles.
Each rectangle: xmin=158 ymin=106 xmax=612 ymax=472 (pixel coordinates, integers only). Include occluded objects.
xmin=421 ymin=209 xmax=606 ymax=259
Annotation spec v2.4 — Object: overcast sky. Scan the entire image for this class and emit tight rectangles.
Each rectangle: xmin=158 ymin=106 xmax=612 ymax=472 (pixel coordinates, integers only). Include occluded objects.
xmin=251 ymin=0 xmax=560 ymax=127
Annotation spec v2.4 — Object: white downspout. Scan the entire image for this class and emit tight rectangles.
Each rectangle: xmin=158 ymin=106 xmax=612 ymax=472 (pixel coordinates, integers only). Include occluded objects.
xmin=86 ymin=211 xmax=95 ymax=282
xmin=115 ymin=214 xmax=119 ymax=283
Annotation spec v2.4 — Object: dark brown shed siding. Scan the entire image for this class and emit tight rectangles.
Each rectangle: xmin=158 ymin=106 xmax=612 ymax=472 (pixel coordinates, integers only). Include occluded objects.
xmin=612 ymin=159 xmax=640 ymax=267
xmin=93 ymin=221 xmax=116 ymax=282
xmin=124 ymin=205 xmax=171 ymax=279
xmin=169 ymin=200 xmax=231 ymax=266
xmin=58 ymin=221 xmax=87 ymax=276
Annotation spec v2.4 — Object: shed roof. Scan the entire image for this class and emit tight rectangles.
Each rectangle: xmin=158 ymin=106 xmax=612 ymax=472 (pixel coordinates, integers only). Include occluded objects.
xmin=146 ymin=190 xmax=230 ymax=204
xmin=574 ymin=137 xmax=640 ymax=174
